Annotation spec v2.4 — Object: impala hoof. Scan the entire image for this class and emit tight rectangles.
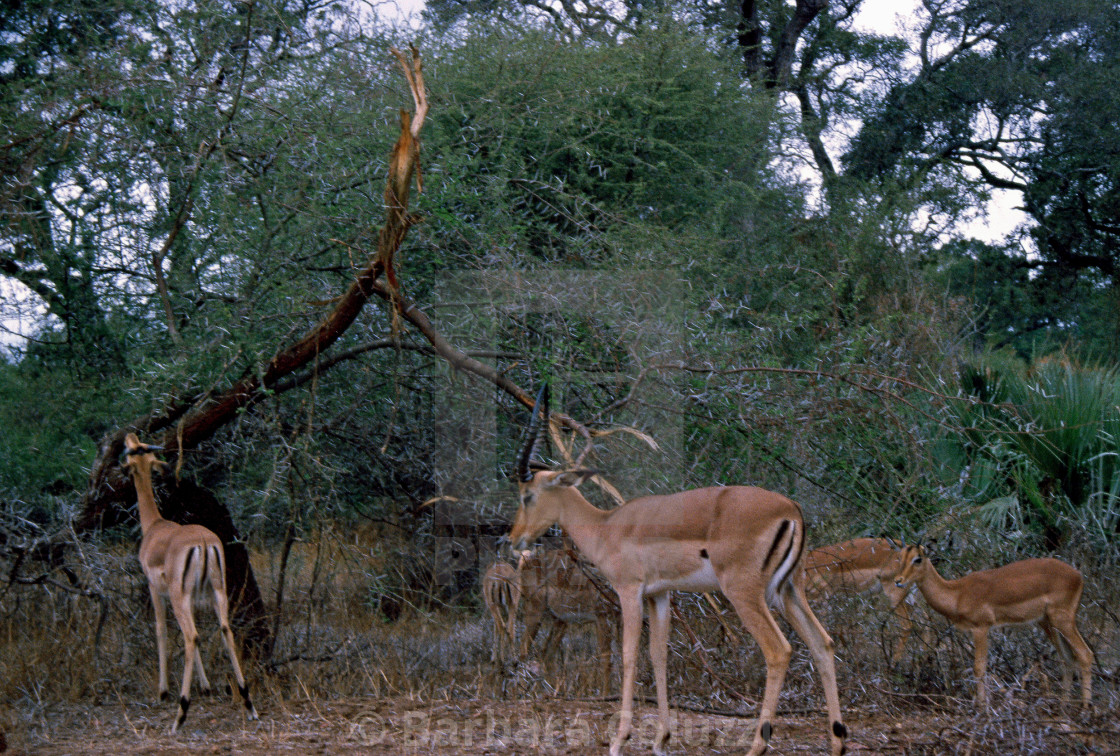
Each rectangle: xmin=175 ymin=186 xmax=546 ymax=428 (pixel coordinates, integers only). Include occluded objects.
xmin=171 ymin=696 xmax=190 ymax=733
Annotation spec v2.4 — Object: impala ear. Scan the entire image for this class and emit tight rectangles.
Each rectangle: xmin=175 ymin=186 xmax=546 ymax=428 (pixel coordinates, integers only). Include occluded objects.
xmin=546 ymin=469 xmax=598 ymax=489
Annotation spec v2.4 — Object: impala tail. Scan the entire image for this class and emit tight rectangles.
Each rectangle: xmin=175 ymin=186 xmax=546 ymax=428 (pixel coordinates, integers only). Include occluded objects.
xmin=181 ymin=542 xmax=225 ymax=599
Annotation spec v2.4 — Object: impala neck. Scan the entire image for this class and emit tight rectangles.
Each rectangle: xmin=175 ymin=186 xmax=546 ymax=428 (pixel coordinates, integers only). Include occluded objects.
xmin=554 ymin=488 xmax=613 ymax=567
xmin=913 ymin=558 xmax=958 ymax=616
xmin=130 ymin=465 xmax=164 ymax=534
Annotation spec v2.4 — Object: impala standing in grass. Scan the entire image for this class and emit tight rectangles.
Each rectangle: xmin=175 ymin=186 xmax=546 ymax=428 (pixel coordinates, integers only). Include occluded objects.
xmin=517 ymin=548 xmax=614 ymax=688
xmin=122 ymin=433 xmax=259 ymax=732
xmin=507 ymin=387 xmax=846 ymax=756
xmin=892 ymin=544 xmax=1092 ymax=708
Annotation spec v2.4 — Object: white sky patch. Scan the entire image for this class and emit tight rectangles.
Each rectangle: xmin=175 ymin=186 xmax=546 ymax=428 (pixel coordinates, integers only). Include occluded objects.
xmin=852 ymin=0 xmax=914 ymax=36
xmin=365 ymin=0 xmax=427 ymax=28
xmin=962 ymin=188 xmax=1030 ymax=246
xmin=0 ymin=278 xmax=49 ymax=358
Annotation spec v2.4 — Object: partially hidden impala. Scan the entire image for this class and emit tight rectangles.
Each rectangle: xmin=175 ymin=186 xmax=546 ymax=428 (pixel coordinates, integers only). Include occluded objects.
xmin=507 ymin=387 xmax=846 ymax=756
xmin=517 ymin=547 xmax=614 ymax=688
xmin=804 ymin=537 xmax=916 ymax=662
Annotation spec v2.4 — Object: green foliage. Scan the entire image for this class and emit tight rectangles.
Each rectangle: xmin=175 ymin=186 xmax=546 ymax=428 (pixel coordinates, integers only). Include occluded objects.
xmin=417 ymin=21 xmax=779 ymax=269
xmin=0 ymin=361 xmax=116 ymax=499
xmin=948 ymin=358 xmax=1120 ymax=547
xmin=1021 ymin=8 xmax=1120 ymax=346
xmin=844 ymin=0 xmax=1120 ymax=359
xmin=935 ymin=239 xmax=1118 ymax=361
xmin=2 ymin=0 xmax=1116 ymax=573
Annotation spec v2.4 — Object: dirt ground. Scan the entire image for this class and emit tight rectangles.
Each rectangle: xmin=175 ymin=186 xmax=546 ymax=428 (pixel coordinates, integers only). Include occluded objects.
xmin=7 ymin=695 xmax=1119 ymax=755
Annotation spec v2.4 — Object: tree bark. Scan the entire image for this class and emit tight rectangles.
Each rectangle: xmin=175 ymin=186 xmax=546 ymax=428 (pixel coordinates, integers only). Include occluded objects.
xmin=738 ymin=0 xmax=829 ymax=89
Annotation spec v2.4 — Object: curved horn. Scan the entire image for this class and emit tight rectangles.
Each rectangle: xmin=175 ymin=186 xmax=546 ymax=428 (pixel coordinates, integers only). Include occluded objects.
xmin=125 ymin=443 xmax=165 ymax=456
xmin=517 ymin=384 xmax=549 ymax=482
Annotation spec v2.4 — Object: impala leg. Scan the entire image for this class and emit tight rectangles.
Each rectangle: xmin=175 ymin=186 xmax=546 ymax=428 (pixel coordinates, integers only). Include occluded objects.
xmin=595 ymin=612 xmax=613 ymax=694
xmin=781 ymin=584 xmax=846 ymax=756
xmin=497 ymin=619 xmax=510 ymax=663
xmin=1051 ymin=612 xmax=1093 ymax=708
xmin=492 ymin=625 xmax=503 ymax=664
xmin=212 ymin=570 xmax=259 ymax=721
xmin=520 ymin=603 xmax=543 ymax=660
xmin=150 ymin=585 xmax=171 ymax=702
xmin=1039 ymin=616 xmax=1073 ymax=696
xmin=487 ymin=602 xmax=505 ymax=662
xmin=193 ymin=642 xmax=213 ymax=696
xmin=169 ymin=595 xmax=199 ymax=733
xmin=890 ymin=600 xmax=913 ymax=665
xmin=541 ymin=620 xmax=568 ymax=673
xmin=609 ymin=588 xmax=643 ymax=756
xmin=883 ymin=583 xmax=913 ymax=665
xmin=646 ymin=594 xmax=672 ymax=756
xmin=724 ymin=587 xmax=792 ymax=756
xmin=503 ymin=584 xmax=520 ymax=664
xmin=971 ymin=627 xmax=990 ymax=709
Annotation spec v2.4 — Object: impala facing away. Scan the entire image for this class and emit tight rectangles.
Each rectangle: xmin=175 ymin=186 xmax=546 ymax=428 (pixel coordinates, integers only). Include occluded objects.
xmin=893 ymin=544 xmax=1093 ymax=708
xmin=518 ymin=548 xmax=614 ymax=688
xmin=482 ymin=559 xmax=522 ymax=663
xmin=508 ymin=388 xmax=846 ymax=756
xmin=805 ymin=537 xmax=915 ymax=662
xmin=122 ymin=434 xmax=259 ymax=732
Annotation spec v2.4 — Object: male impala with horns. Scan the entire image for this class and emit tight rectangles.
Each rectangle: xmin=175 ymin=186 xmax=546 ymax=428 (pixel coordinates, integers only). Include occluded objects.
xmin=508 ymin=385 xmax=847 ymax=756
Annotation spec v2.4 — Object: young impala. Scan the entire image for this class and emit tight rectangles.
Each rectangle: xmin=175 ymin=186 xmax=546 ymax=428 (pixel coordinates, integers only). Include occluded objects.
xmin=508 ymin=388 xmax=846 ymax=756
xmin=893 ymin=544 xmax=1093 ymax=708
xmin=122 ymin=433 xmax=258 ymax=732
xmin=805 ymin=537 xmax=915 ymax=662
xmin=517 ymin=548 xmax=614 ymax=688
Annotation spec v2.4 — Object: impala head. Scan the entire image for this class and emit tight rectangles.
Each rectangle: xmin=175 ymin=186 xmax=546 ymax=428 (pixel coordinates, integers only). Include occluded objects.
xmin=510 ymin=469 xmax=598 ymax=551
xmin=507 ymin=385 xmax=596 ymax=551
xmin=893 ymin=544 xmax=927 ymax=588
xmin=121 ymin=432 xmax=169 ymax=478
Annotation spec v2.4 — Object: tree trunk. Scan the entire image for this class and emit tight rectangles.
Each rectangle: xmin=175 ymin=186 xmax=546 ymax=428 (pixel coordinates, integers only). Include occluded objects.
xmin=158 ymin=477 xmax=273 ymax=659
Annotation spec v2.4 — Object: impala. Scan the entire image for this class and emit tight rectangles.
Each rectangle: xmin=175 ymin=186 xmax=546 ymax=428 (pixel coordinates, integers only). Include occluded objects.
xmin=121 ymin=433 xmax=259 ymax=732
xmin=518 ymin=548 xmax=614 ymax=688
xmin=892 ymin=544 xmax=1093 ymax=708
xmin=508 ymin=388 xmax=846 ymax=756
xmin=805 ymin=537 xmax=915 ymax=662
xmin=482 ymin=558 xmax=522 ymax=663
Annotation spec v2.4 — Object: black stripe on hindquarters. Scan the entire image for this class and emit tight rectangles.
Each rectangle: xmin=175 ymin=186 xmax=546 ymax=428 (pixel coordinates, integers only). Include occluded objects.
xmin=181 ymin=547 xmax=195 ymax=593
xmin=761 ymin=520 xmax=792 ymax=574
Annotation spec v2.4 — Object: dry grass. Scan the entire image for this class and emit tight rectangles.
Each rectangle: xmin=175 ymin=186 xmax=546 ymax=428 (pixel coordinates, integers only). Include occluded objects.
xmin=2 ymin=528 xmax=1119 ymax=754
